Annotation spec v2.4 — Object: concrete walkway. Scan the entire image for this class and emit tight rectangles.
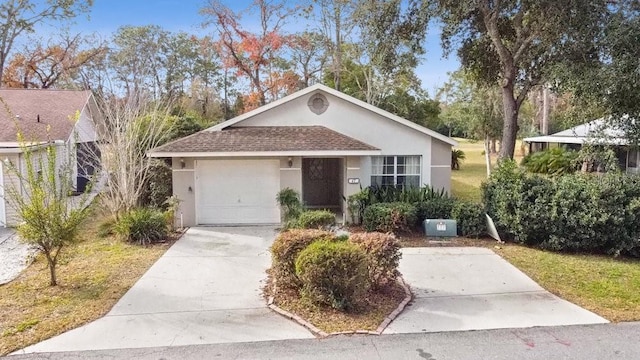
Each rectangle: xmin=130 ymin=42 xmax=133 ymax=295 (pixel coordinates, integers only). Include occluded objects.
xmin=384 ymin=247 xmax=608 ymax=334
xmin=16 ymin=227 xmax=314 ymax=354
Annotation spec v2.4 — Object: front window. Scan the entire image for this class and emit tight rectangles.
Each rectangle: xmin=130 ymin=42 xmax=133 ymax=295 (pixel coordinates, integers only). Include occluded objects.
xmin=371 ymin=156 xmax=421 ymax=188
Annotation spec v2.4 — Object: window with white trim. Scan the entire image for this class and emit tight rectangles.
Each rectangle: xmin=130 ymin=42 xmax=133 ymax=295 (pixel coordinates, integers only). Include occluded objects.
xmin=371 ymin=156 xmax=421 ymax=188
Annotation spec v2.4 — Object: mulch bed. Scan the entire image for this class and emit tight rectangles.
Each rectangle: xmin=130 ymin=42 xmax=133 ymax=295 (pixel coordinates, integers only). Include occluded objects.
xmin=268 ymin=281 xmax=408 ymax=334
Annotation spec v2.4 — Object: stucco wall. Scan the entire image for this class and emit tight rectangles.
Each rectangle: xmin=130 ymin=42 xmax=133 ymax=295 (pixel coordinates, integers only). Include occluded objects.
xmin=430 ymin=138 xmax=453 ymax=192
xmin=236 ymin=90 xmax=450 ymax=189
xmin=171 ymin=155 xmax=367 ymax=226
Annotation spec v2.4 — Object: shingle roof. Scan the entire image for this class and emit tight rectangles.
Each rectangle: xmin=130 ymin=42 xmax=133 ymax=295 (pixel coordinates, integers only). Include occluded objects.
xmin=0 ymin=89 xmax=92 ymax=143
xmin=151 ymin=126 xmax=380 ymax=153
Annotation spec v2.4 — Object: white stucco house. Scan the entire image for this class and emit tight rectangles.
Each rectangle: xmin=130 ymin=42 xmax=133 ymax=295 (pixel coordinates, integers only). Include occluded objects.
xmin=0 ymin=89 xmax=101 ymax=227
xmin=149 ymin=84 xmax=457 ymax=226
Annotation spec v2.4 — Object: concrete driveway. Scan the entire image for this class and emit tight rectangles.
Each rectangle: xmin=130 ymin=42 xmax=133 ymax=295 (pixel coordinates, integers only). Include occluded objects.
xmin=17 ymin=227 xmax=313 ymax=354
xmin=384 ymin=247 xmax=608 ymax=334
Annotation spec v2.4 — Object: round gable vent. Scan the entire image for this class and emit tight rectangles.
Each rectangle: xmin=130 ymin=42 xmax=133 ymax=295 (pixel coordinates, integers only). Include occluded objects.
xmin=307 ymin=93 xmax=329 ymax=115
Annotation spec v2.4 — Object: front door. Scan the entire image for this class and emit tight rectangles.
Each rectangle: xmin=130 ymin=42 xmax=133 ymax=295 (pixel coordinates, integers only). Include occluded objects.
xmin=302 ymin=158 xmax=340 ymax=208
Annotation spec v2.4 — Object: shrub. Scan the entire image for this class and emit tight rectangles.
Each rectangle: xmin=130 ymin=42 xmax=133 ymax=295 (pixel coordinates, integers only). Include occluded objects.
xmin=290 ymin=210 xmax=335 ymax=229
xmin=483 ymin=161 xmax=640 ymax=257
xmin=270 ymin=229 xmax=333 ymax=289
xmin=295 ymin=240 xmax=370 ymax=311
xmin=114 ymin=208 xmax=168 ymax=245
xmin=451 ymin=149 xmax=466 ymax=170
xmin=521 ymin=147 xmax=578 ymax=175
xmin=414 ymin=197 xmax=456 ymax=221
xmin=451 ymin=201 xmax=486 ymax=238
xmin=97 ymin=218 xmax=116 ymax=238
xmin=349 ymin=232 xmax=401 ymax=288
xmin=368 ymin=185 xmax=448 ymax=203
xmin=140 ymin=160 xmax=173 ymax=209
xmin=362 ymin=202 xmax=418 ymax=233
xmin=276 ymin=188 xmax=303 ymax=221
xmin=347 ymin=188 xmax=372 ymax=224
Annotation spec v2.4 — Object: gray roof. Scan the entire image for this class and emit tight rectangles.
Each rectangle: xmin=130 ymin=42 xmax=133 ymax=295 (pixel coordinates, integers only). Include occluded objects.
xmin=0 ymin=89 xmax=92 ymax=143
xmin=150 ymin=126 xmax=380 ymax=154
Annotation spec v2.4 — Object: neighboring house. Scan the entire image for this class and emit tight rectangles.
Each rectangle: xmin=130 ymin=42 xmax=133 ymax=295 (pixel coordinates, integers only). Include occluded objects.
xmin=0 ymin=89 xmax=102 ymax=227
xmin=149 ymin=84 xmax=457 ymax=226
xmin=523 ymin=117 xmax=638 ymax=172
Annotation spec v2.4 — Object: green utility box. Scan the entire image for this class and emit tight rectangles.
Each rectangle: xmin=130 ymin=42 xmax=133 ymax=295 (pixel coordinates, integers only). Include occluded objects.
xmin=423 ymin=219 xmax=457 ymax=237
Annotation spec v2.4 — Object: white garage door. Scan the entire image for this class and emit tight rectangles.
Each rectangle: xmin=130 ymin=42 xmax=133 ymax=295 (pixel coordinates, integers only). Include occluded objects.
xmin=196 ymin=159 xmax=280 ymax=224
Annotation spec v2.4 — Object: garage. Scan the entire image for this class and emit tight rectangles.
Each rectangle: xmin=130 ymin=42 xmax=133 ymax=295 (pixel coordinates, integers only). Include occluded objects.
xmin=195 ymin=159 xmax=281 ymax=225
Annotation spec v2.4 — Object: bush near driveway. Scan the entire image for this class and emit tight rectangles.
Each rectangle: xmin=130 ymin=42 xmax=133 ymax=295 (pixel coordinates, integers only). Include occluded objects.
xmin=484 ymin=160 xmax=640 ymax=257
xmin=363 ymin=202 xmax=418 ymax=234
xmin=349 ymin=232 xmax=401 ymax=289
xmin=451 ymin=201 xmax=487 ymax=238
xmin=287 ymin=210 xmax=336 ymax=230
xmin=295 ymin=240 xmax=370 ymax=311
xmin=114 ymin=208 xmax=169 ymax=245
xmin=270 ymin=229 xmax=333 ymax=289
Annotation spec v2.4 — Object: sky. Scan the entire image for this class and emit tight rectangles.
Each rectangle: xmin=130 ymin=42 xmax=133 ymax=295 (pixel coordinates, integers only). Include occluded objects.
xmin=34 ymin=0 xmax=460 ymax=97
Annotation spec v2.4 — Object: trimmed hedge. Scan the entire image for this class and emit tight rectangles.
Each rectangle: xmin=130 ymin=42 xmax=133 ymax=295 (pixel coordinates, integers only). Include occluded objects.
xmin=295 ymin=240 xmax=370 ymax=311
xmin=362 ymin=202 xmax=418 ymax=233
xmin=451 ymin=201 xmax=486 ymax=238
xmin=414 ymin=197 xmax=456 ymax=222
xmin=349 ymin=232 xmax=401 ymax=289
xmin=270 ymin=229 xmax=333 ymax=289
xmin=289 ymin=210 xmax=335 ymax=229
xmin=484 ymin=160 xmax=640 ymax=256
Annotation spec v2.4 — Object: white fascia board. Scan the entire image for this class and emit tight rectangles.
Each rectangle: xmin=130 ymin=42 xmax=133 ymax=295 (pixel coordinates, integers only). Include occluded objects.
xmin=147 ymin=150 xmax=382 ymax=158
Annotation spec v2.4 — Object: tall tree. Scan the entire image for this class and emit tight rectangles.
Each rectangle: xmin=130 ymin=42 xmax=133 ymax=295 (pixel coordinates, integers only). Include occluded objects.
xmin=3 ymin=33 xmax=106 ymax=89
xmin=554 ymin=1 xmax=640 ymax=143
xmin=432 ymin=0 xmax=612 ymax=159
xmin=313 ymin=0 xmax=356 ymax=91
xmin=0 ymin=0 xmax=93 ymax=86
xmin=201 ymin=0 xmax=297 ymax=107
xmin=348 ymin=0 xmax=430 ymax=105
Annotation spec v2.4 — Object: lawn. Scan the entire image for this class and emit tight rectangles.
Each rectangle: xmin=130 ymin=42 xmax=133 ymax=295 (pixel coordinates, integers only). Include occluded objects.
xmin=496 ymin=245 xmax=640 ymax=322
xmin=445 ymin=138 xmax=640 ymax=322
xmin=450 ymin=138 xmax=525 ymax=202
xmin=0 ymin=210 xmax=174 ymax=356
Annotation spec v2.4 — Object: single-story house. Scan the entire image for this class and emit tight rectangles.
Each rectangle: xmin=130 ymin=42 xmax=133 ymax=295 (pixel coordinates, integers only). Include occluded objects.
xmin=523 ymin=117 xmax=639 ymax=173
xmin=0 ymin=89 xmax=101 ymax=227
xmin=149 ymin=84 xmax=457 ymax=226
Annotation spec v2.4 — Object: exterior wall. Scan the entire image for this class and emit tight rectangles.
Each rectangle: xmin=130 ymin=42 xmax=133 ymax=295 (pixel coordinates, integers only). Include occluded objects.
xmin=237 ymin=91 xmax=449 ymax=189
xmin=430 ymin=139 xmax=453 ymax=192
xmin=171 ymin=157 xmax=196 ymax=227
xmin=2 ymin=154 xmax=20 ymax=227
xmin=172 ymin=155 xmax=369 ymax=226
xmin=344 ymin=156 xmax=364 ymax=222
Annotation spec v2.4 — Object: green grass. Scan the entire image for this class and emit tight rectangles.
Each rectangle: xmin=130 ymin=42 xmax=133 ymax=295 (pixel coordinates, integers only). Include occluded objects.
xmin=497 ymin=244 xmax=640 ymax=322
xmin=449 ymin=139 xmax=640 ymax=322
xmin=450 ymin=138 xmax=525 ymax=202
xmin=0 ymin=210 xmax=174 ymax=355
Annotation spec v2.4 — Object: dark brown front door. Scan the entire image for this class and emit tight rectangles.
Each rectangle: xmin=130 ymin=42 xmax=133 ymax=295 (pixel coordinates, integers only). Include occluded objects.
xmin=302 ymin=158 xmax=340 ymax=207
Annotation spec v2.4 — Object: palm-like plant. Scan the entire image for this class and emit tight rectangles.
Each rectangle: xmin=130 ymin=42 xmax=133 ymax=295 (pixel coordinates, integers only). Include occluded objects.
xmin=451 ymin=149 xmax=466 ymax=170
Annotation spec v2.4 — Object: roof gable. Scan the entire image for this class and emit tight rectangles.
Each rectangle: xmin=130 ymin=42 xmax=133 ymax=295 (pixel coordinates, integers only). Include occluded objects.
xmin=0 ymin=89 xmax=93 ymax=143
xmin=207 ymin=84 xmax=457 ymax=147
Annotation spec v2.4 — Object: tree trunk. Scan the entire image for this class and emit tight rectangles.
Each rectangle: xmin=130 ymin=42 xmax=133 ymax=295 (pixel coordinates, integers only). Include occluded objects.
xmin=484 ymin=135 xmax=492 ymax=177
xmin=490 ymin=139 xmax=497 ymax=154
xmin=45 ymin=252 xmax=57 ymax=286
xmin=334 ymin=5 xmax=341 ymax=91
xmin=499 ymin=85 xmax=519 ymax=160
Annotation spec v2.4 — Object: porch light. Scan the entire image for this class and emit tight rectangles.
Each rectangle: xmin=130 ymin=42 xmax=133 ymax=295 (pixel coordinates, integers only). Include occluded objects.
xmin=180 ymin=158 xmax=186 ymax=169
xmin=288 ymin=157 xmax=293 ymax=168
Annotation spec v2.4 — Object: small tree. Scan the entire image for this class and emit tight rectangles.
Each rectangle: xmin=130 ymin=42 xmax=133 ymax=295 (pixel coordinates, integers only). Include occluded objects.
xmin=90 ymin=92 xmax=174 ymax=219
xmin=4 ymin=131 xmax=91 ymax=286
